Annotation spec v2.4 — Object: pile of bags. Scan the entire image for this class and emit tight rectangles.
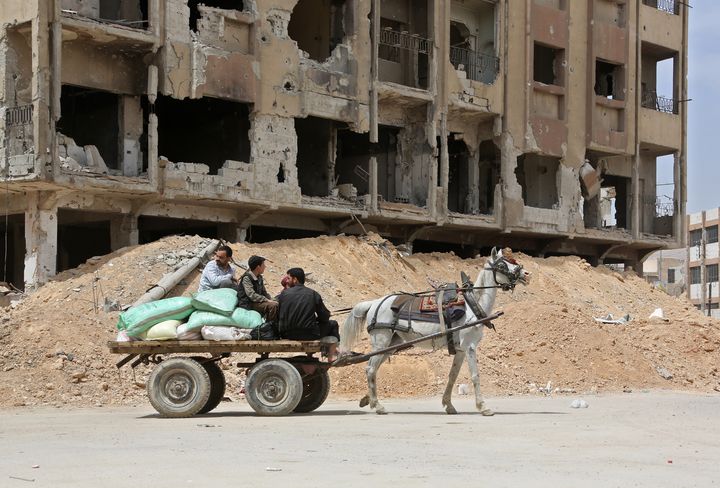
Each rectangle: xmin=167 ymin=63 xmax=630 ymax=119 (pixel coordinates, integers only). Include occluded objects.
xmin=115 ymin=288 xmax=264 ymax=342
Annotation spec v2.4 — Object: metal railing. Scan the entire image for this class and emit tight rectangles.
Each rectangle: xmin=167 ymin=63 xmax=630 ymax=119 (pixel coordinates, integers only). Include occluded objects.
xmin=449 ymin=46 xmax=499 ymax=84
xmin=5 ymin=104 xmax=33 ymax=128
xmin=642 ymin=0 xmax=679 ymax=15
xmin=641 ymin=89 xmax=678 ymax=114
xmin=379 ymin=28 xmax=431 ymax=54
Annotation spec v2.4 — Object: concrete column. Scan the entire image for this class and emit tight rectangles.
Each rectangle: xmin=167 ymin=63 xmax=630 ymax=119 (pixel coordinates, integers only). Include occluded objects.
xmin=466 ymin=151 xmax=480 ymax=214
xmin=110 ymin=214 xmax=139 ymax=250
xmin=24 ymin=193 xmax=58 ymax=288
xmin=369 ymin=0 xmax=380 ymax=143
xmin=120 ymin=96 xmax=144 ymax=177
xmin=369 ymin=156 xmax=378 ymax=213
xmin=31 ymin=2 xmax=52 ymax=179
xmin=148 ymin=113 xmax=159 ymax=186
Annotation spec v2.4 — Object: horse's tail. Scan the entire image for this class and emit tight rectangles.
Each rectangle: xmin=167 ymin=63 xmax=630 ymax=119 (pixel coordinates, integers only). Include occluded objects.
xmin=340 ymin=300 xmax=375 ymax=351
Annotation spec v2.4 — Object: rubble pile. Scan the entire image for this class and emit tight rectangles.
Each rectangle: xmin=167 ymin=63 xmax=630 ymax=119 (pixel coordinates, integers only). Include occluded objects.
xmin=0 ymin=234 xmax=718 ymax=408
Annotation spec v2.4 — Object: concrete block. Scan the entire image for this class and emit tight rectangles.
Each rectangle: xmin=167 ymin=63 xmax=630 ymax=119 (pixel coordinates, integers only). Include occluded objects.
xmin=223 ymin=159 xmax=250 ymax=170
xmin=165 ymin=175 xmax=189 ymax=190
xmin=84 ymin=145 xmax=109 ymax=173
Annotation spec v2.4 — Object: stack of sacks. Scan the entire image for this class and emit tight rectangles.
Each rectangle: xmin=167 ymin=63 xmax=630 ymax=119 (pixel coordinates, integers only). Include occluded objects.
xmin=116 ymin=297 xmax=194 ymax=341
xmin=188 ymin=289 xmax=263 ymax=341
xmin=114 ymin=289 xmax=264 ymax=342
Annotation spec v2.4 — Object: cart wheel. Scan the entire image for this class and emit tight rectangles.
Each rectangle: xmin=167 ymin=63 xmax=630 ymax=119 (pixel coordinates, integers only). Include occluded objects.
xmin=147 ymin=357 xmax=211 ymax=418
xmin=198 ymin=360 xmax=226 ymax=415
xmin=294 ymin=368 xmax=330 ymax=413
xmin=245 ymin=359 xmax=303 ymax=416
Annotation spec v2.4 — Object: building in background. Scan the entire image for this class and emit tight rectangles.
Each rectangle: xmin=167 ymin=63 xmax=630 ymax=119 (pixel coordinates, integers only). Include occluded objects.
xmin=0 ymin=0 xmax=689 ymax=290
xmin=687 ymin=208 xmax=720 ymax=317
xmin=643 ymin=247 xmax=686 ymax=296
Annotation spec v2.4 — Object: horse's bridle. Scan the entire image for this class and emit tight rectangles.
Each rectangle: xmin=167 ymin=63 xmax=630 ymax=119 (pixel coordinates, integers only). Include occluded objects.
xmin=487 ymin=255 xmax=525 ymax=291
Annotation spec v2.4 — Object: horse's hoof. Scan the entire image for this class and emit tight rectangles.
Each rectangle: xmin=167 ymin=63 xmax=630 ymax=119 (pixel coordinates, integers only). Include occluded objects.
xmin=376 ymin=407 xmax=387 ymax=415
xmin=445 ymin=406 xmax=457 ymax=415
xmin=480 ymin=408 xmax=495 ymax=416
xmin=359 ymin=396 xmax=369 ymax=408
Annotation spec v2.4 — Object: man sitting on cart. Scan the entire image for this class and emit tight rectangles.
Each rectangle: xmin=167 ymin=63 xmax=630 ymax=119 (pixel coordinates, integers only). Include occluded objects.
xmin=197 ymin=245 xmax=237 ymax=292
xmin=236 ymin=255 xmax=279 ymax=322
xmin=277 ymin=267 xmax=340 ymax=345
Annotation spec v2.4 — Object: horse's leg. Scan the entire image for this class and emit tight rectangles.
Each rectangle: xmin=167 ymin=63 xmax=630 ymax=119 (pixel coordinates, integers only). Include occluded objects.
xmin=358 ymin=330 xmax=393 ymax=414
xmin=466 ymin=348 xmax=494 ymax=416
xmin=441 ymin=351 xmax=465 ymax=414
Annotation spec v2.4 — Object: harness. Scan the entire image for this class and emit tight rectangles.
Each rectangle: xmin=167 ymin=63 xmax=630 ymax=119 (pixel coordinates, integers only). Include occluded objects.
xmin=366 ymin=255 xmax=525 ymax=353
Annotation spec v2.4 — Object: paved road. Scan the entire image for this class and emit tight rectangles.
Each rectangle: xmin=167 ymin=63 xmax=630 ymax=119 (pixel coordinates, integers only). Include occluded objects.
xmin=1 ymin=392 xmax=718 ymax=488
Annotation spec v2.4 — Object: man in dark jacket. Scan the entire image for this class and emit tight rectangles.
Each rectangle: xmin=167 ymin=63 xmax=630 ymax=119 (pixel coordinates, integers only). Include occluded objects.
xmin=237 ymin=255 xmax=278 ymax=321
xmin=277 ymin=267 xmax=339 ymax=341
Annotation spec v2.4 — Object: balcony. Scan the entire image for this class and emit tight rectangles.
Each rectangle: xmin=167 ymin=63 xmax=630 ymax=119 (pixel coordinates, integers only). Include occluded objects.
xmin=641 ymin=89 xmax=677 ymax=114
xmin=449 ymin=47 xmax=499 ymax=85
xmin=378 ymin=28 xmax=431 ymax=90
xmin=642 ymin=0 xmax=680 ymax=15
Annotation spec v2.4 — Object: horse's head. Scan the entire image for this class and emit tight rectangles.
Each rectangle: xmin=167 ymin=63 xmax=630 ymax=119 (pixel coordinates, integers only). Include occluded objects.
xmin=485 ymin=247 xmax=530 ymax=290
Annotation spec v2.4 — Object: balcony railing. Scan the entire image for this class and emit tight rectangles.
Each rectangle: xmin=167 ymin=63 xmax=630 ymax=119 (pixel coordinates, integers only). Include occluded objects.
xmin=641 ymin=89 xmax=678 ymax=114
xmin=449 ymin=47 xmax=499 ymax=85
xmin=641 ymin=0 xmax=679 ymax=15
xmin=379 ymin=28 xmax=431 ymax=54
xmin=4 ymin=104 xmax=33 ymax=128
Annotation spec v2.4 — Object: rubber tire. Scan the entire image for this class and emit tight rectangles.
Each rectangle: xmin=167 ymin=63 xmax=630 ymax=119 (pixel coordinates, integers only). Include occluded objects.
xmin=245 ymin=359 xmax=303 ymax=416
xmin=198 ymin=360 xmax=226 ymax=414
xmin=147 ymin=357 xmax=211 ymax=418
xmin=294 ymin=368 xmax=331 ymax=413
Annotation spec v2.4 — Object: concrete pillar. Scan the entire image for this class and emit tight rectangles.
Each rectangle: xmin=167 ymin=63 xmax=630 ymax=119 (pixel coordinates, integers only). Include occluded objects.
xmin=148 ymin=113 xmax=158 ymax=186
xmin=369 ymin=156 xmax=378 ymax=213
xmin=24 ymin=193 xmax=57 ymax=288
xmin=120 ymin=96 xmax=144 ymax=177
xmin=466 ymin=151 xmax=481 ymax=214
xmin=110 ymin=214 xmax=139 ymax=251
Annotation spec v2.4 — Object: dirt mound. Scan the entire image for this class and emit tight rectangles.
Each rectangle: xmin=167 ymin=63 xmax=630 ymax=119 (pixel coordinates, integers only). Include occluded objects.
xmin=0 ymin=233 xmax=718 ymax=408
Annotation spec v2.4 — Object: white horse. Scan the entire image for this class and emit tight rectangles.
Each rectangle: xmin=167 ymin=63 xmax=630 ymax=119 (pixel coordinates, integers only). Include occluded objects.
xmin=339 ymin=248 xmax=530 ymax=415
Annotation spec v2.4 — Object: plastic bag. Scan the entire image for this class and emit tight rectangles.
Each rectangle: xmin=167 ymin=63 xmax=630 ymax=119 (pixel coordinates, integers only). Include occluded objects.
xmin=117 ymin=297 xmax=194 ymax=337
xmin=191 ymin=288 xmax=238 ymax=316
xmin=201 ymin=325 xmax=252 ymax=341
xmin=176 ymin=323 xmax=202 ymax=341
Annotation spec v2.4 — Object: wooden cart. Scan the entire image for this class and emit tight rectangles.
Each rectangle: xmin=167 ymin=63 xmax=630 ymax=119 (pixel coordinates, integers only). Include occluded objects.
xmin=108 ymin=339 xmax=334 ymax=417
xmin=108 ymin=312 xmax=501 ymax=418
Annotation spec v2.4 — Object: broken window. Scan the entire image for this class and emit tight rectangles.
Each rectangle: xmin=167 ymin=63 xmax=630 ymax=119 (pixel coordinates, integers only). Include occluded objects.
xmin=533 ymin=43 xmax=564 ymax=86
xmin=449 ymin=1 xmax=498 ymax=84
xmin=641 ymin=43 xmax=678 ymax=114
xmin=598 ymin=175 xmax=630 ymax=229
xmin=0 ymin=215 xmax=25 ymax=290
xmin=155 ymin=95 xmax=250 ymax=175
xmin=378 ymin=0 xmax=431 ymax=89
xmin=61 ymin=0 xmax=149 ymax=29
xmin=295 ymin=117 xmax=334 ymax=197
xmin=446 ymin=137 xmax=499 ymax=215
xmin=189 ymin=0 xmax=244 ymax=31
xmin=335 ymin=126 xmax=399 ymax=202
xmin=595 ymin=60 xmax=625 ymax=100
xmin=515 ymin=154 xmax=559 ymax=209
xmin=57 ymin=85 xmax=120 ymax=171
xmin=288 ymin=0 xmax=347 ymax=62
xmin=56 ymin=209 xmax=112 ymax=272
xmin=689 ymin=229 xmax=702 ymax=247
xmin=57 ymin=85 xmax=149 ymax=176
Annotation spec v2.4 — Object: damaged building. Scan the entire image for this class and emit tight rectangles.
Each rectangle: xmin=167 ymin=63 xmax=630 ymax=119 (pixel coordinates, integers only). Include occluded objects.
xmin=0 ymin=0 xmax=688 ymax=290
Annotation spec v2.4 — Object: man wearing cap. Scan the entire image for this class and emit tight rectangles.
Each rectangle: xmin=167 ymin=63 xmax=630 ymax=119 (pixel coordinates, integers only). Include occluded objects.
xmin=236 ymin=255 xmax=278 ymax=321
xmin=277 ymin=267 xmax=339 ymax=343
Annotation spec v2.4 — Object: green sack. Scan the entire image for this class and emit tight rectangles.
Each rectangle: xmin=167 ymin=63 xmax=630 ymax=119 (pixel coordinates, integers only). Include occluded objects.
xmin=117 ymin=297 xmax=194 ymax=337
xmin=191 ymin=288 xmax=238 ymax=316
xmin=186 ymin=308 xmax=263 ymax=330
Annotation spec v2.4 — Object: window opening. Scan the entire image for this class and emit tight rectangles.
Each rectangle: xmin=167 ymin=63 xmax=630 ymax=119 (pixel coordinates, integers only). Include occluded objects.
xmin=288 ymin=0 xmax=347 ymax=62
xmin=533 ymin=43 xmax=564 ymax=86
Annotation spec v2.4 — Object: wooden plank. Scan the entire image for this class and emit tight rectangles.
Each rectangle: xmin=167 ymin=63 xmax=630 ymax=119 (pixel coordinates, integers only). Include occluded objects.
xmin=107 ymin=340 xmax=324 ymax=355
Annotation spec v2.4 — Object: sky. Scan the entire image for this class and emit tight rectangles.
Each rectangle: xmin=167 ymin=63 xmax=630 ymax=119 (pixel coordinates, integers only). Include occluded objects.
xmin=684 ymin=0 xmax=720 ymax=213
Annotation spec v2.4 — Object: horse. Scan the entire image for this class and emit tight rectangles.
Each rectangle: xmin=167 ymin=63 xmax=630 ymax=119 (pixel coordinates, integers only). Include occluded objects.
xmin=339 ymin=247 xmax=530 ymax=415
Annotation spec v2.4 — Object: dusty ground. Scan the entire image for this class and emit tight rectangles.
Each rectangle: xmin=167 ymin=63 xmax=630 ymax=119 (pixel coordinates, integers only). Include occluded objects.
xmin=0 ymin=233 xmax=719 ymax=408
xmin=1 ymin=393 xmax=718 ymax=488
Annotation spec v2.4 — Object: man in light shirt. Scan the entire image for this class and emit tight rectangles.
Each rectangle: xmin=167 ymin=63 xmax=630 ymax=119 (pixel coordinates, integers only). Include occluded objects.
xmin=198 ymin=245 xmax=237 ymax=292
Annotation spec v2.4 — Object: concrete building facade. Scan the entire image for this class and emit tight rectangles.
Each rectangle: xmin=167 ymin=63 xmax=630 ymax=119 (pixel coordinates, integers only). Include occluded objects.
xmin=687 ymin=209 xmax=720 ymax=318
xmin=0 ymin=0 xmax=689 ymax=290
